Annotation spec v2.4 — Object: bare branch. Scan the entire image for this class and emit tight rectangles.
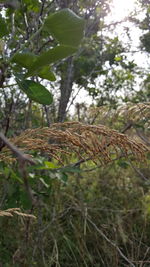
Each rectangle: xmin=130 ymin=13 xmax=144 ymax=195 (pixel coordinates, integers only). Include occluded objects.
xmin=135 ymin=128 xmax=150 ymax=146
xmin=0 ymin=132 xmax=35 ymax=165
xmin=88 ymin=217 xmax=135 ymax=267
xmin=0 ymin=132 xmax=36 ymax=204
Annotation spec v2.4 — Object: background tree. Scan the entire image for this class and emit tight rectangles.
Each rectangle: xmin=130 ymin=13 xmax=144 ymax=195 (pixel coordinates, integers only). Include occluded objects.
xmin=0 ymin=1 xmax=150 ymax=266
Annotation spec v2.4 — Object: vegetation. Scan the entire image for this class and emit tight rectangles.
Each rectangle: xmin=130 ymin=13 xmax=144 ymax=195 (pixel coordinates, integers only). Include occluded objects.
xmin=0 ymin=0 xmax=150 ymax=266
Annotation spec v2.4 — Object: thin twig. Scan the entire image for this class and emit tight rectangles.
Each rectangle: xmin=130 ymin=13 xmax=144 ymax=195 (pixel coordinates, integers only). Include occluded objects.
xmin=0 ymin=132 xmax=35 ymax=165
xmin=0 ymin=133 xmax=36 ymax=204
xmin=129 ymin=161 xmax=149 ymax=181
xmin=88 ymin=217 xmax=135 ymax=267
xmin=135 ymin=128 xmax=150 ymax=146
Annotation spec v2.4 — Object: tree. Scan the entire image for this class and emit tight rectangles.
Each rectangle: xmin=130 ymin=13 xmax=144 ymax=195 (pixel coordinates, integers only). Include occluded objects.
xmin=0 ymin=0 xmax=85 ymax=127
xmin=0 ymin=1 xmax=150 ymax=266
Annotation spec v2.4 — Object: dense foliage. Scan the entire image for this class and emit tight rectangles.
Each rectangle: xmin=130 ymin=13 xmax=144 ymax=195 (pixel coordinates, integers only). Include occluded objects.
xmin=0 ymin=0 xmax=150 ymax=266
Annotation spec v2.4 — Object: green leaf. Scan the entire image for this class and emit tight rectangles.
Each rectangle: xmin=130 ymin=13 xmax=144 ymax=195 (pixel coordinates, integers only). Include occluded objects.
xmin=44 ymin=161 xmax=58 ymax=169
xmin=43 ymin=8 xmax=85 ymax=47
xmin=10 ymin=170 xmax=23 ymax=184
xmin=36 ymin=161 xmax=58 ymax=170
xmin=117 ymin=160 xmax=129 ymax=169
xmin=24 ymin=0 xmax=40 ymax=12
xmin=115 ymin=56 xmax=122 ymax=62
xmin=60 ymin=166 xmax=81 ymax=173
xmin=11 ymin=52 xmax=37 ymax=68
xmin=17 ymin=79 xmax=53 ymax=105
xmin=38 ymin=66 xmax=56 ymax=81
xmin=0 ymin=15 xmax=8 ymax=38
xmin=12 ymin=53 xmax=56 ymax=81
xmin=39 ymin=177 xmax=49 ymax=188
xmin=26 ymin=45 xmax=77 ymax=77
xmin=60 ymin=172 xmax=68 ymax=183
xmin=20 ymin=190 xmax=32 ymax=209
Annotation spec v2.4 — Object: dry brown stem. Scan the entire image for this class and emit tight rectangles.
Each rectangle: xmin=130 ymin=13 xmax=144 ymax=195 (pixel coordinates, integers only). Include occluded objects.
xmin=0 ymin=208 xmax=36 ymax=219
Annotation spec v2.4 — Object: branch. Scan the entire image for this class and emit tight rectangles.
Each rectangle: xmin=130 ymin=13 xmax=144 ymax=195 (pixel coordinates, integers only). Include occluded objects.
xmin=37 ymin=38 xmax=54 ymax=53
xmin=0 ymin=133 xmax=35 ymax=165
xmin=121 ymin=121 xmax=133 ymax=133
xmin=129 ymin=161 xmax=149 ymax=181
xmin=134 ymin=128 xmax=150 ymax=146
xmin=10 ymin=25 xmax=43 ymax=61
xmin=4 ymin=99 xmax=14 ymax=136
xmin=88 ymin=217 xmax=135 ymax=267
xmin=0 ymin=133 xmax=36 ymax=204
xmin=39 ymin=0 xmax=46 ymax=18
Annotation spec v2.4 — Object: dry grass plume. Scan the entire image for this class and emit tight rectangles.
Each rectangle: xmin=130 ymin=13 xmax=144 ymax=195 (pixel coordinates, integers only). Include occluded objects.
xmin=0 ymin=122 xmax=148 ymax=165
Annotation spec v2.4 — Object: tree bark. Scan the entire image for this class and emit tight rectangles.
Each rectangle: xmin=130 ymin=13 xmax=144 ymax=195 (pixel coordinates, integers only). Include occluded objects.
xmin=57 ymin=56 xmax=74 ymax=122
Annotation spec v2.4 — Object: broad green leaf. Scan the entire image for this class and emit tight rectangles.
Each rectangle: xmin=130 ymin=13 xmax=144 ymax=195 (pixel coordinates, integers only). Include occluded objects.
xmin=37 ymin=161 xmax=58 ymax=170
xmin=17 ymin=79 xmax=53 ymax=105
xmin=60 ymin=166 xmax=81 ymax=173
xmin=44 ymin=161 xmax=58 ymax=169
xmin=11 ymin=52 xmax=37 ymax=68
xmin=38 ymin=66 xmax=56 ymax=81
xmin=12 ymin=54 xmax=56 ymax=80
xmin=0 ymin=15 xmax=8 ymax=38
xmin=26 ymin=45 xmax=77 ymax=77
xmin=43 ymin=8 xmax=85 ymax=47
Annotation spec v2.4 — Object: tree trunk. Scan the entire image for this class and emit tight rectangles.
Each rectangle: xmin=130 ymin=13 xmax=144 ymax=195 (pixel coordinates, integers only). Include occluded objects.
xmin=57 ymin=56 xmax=74 ymax=122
